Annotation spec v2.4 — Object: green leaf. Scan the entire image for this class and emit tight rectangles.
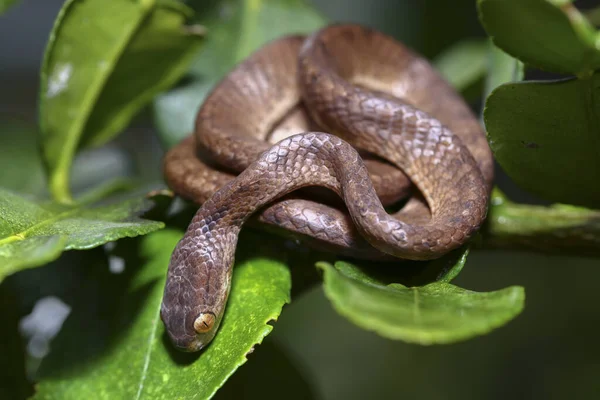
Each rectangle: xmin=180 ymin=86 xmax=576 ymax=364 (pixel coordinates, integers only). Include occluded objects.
xmin=317 ymin=252 xmax=524 ymax=345
xmin=153 ymin=0 xmax=326 ymax=147
xmin=0 ymin=187 xmax=164 ymax=282
xmin=477 ymin=0 xmax=600 ymax=77
xmin=34 ymin=229 xmax=292 ymax=399
xmin=434 ymin=39 xmax=487 ymax=92
xmin=484 ymin=72 xmax=600 ymax=208
xmin=40 ymin=0 xmax=203 ymax=203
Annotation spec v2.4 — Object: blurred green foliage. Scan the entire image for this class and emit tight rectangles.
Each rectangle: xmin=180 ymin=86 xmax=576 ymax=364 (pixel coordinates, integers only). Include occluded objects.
xmin=1 ymin=0 xmax=600 ymax=399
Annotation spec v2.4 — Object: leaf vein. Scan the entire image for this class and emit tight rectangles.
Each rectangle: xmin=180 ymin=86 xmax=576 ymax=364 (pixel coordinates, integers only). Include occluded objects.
xmin=135 ymin=305 xmax=160 ymax=400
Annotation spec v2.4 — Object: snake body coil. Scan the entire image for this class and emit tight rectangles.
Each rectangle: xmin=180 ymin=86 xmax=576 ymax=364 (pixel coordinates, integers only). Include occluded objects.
xmin=161 ymin=24 xmax=493 ymax=352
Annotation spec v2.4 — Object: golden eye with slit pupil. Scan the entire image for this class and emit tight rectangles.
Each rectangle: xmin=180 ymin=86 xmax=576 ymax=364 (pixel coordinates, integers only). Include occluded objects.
xmin=194 ymin=312 xmax=216 ymax=333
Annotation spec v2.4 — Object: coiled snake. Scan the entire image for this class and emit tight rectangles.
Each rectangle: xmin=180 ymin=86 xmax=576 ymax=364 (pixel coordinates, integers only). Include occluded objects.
xmin=160 ymin=24 xmax=494 ymax=352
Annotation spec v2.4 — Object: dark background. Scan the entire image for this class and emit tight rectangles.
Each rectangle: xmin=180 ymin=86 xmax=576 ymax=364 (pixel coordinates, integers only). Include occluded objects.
xmin=1 ymin=1 xmax=599 ymax=399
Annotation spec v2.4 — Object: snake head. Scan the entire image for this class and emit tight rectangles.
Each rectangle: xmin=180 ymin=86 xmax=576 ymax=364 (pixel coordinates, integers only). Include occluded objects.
xmin=160 ymin=234 xmax=232 ymax=352
xmin=160 ymin=298 xmax=222 ymax=352
xmin=160 ymin=277 xmax=227 ymax=351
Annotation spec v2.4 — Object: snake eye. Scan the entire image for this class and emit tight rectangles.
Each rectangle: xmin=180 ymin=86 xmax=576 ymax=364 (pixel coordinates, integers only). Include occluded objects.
xmin=194 ymin=312 xmax=216 ymax=333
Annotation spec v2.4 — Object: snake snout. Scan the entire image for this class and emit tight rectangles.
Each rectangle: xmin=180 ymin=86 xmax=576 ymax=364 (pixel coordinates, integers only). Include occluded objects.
xmin=161 ymin=311 xmax=213 ymax=352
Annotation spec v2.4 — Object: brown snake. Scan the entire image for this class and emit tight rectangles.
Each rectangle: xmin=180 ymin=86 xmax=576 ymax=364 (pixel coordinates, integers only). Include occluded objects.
xmin=160 ymin=24 xmax=494 ymax=352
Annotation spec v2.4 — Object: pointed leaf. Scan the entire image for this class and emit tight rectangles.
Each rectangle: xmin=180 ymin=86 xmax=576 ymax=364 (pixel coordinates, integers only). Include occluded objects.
xmin=40 ymin=0 xmax=203 ymax=202
xmin=34 ymin=229 xmax=292 ymax=399
xmin=318 ymin=255 xmax=524 ymax=345
xmin=0 ymin=187 xmax=164 ymax=282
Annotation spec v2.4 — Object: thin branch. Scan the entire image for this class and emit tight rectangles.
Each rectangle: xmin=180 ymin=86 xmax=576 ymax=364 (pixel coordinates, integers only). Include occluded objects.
xmin=480 ymin=189 xmax=600 ymax=257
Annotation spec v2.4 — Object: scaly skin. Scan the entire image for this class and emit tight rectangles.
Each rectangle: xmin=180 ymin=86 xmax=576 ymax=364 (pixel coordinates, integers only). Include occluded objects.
xmin=161 ymin=24 xmax=493 ymax=352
